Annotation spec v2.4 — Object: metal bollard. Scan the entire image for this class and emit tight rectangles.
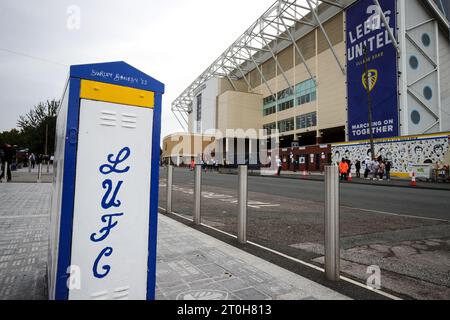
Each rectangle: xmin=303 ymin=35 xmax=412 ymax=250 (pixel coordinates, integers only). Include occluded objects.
xmin=166 ymin=165 xmax=173 ymax=214
xmin=37 ymin=164 xmax=42 ymax=183
xmin=28 ymin=160 xmax=31 ymax=173
xmin=324 ymin=166 xmax=340 ymax=281
xmin=238 ymin=165 xmax=248 ymax=244
xmin=193 ymin=165 xmax=202 ymax=225
xmin=47 ymin=160 xmax=50 ymax=173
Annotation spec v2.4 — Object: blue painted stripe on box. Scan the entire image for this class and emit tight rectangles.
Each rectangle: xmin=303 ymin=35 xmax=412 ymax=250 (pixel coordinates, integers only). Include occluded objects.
xmin=55 ymin=77 xmax=81 ymax=300
xmin=146 ymin=92 xmax=162 ymax=300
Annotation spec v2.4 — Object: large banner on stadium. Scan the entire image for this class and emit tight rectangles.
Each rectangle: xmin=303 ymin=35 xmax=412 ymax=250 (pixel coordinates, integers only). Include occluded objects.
xmin=346 ymin=0 xmax=399 ymax=141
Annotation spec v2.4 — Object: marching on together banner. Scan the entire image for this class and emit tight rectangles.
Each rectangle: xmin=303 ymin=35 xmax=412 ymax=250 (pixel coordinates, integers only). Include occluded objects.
xmin=346 ymin=0 xmax=399 ymax=141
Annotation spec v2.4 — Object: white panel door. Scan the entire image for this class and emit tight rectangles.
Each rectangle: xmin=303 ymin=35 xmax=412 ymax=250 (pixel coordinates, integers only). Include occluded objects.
xmin=69 ymin=99 xmax=153 ymax=300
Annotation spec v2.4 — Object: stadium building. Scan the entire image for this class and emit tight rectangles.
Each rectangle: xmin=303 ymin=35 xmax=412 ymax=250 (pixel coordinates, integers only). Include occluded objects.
xmin=166 ymin=0 xmax=450 ymax=172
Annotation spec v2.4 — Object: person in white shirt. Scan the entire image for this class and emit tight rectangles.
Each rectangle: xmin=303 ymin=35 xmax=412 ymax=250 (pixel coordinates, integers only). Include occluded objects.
xmin=276 ymin=157 xmax=282 ymax=176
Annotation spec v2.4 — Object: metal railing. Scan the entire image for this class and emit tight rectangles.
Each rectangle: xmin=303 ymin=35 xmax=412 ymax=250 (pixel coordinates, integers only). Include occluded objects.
xmin=164 ymin=164 xmax=341 ymax=281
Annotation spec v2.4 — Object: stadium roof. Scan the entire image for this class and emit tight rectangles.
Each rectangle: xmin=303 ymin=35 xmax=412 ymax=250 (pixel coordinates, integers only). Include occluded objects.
xmin=172 ymin=0 xmax=449 ymax=131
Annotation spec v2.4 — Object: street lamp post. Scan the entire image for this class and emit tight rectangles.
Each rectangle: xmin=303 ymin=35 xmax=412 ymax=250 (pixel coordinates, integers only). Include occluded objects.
xmin=363 ymin=46 xmax=376 ymax=161
xmin=45 ymin=123 xmax=48 ymax=157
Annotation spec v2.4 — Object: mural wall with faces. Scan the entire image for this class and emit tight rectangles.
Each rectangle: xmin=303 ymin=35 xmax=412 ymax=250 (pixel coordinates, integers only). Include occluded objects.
xmin=332 ymin=135 xmax=450 ymax=173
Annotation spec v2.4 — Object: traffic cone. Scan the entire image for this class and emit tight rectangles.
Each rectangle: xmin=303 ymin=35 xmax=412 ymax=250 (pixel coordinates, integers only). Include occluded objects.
xmin=301 ymin=170 xmax=307 ymax=179
xmin=410 ymin=172 xmax=417 ymax=187
xmin=348 ymin=172 xmax=353 ymax=182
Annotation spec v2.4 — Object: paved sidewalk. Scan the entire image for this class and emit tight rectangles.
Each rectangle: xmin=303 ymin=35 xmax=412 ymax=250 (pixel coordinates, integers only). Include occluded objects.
xmin=4 ymin=167 xmax=54 ymax=184
xmin=0 ymin=184 xmax=49 ymax=300
xmin=0 ymin=183 xmax=348 ymax=300
xmin=156 ymin=214 xmax=348 ymax=300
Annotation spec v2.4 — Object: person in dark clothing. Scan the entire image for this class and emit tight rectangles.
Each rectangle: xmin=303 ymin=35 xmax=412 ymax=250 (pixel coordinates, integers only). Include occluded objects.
xmin=385 ymin=161 xmax=392 ymax=181
xmin=293 ymin=157 xmax=298 ymax=172
xmin=355 ymin=160 xmax=361 ymax=178
xmin=0 ymin=143 xmax=13 ymax=182
xmin=29 ymin=153 xmax=36 ymax=169
xmin=37 ymin=154 xmax=43 ymax=166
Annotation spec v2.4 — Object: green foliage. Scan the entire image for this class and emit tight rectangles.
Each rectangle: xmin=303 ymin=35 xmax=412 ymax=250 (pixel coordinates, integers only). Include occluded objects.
xmin=0 ymin=99 xmax=59 ymax=155
xmin=0 ymin=129 xmax=25 ymax=148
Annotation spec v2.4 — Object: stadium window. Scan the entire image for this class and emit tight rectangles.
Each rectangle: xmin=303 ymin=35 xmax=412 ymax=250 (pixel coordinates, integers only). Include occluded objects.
xmin=263 ymin=105 xmax=276 ymax=116
xmin=263 ymin=122 xmax=277 ymax=135
xmin=278 ymin=99 xmax=294 ymax=112
xmin=295 ymin=79 xmax=317 ymax=107
xmin=263 ymin=94 xmax=277 ymax=116
xmin=296 ymin=112 xmax=317 ymax=130
xmin=278 ymin=118 xmax=294 ymax=133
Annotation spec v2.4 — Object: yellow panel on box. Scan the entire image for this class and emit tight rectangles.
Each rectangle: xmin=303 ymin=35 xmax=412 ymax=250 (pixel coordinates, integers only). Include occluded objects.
xmin=80 ymin=80 xmax=154 ymax=108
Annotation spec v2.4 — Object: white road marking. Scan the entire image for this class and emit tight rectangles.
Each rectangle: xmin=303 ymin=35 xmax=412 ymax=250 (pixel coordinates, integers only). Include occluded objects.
xmin=341 ymin=205 xmax=450 ymax=223
xmin=161 ymin=181 xmax=447 ymax=222
xmin=160 ymin=182 xmax=280 ymax=209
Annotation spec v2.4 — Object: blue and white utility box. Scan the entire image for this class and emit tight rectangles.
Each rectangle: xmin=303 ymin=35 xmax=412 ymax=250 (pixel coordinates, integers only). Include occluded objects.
xmin=48 ymin=61 xmax=164 ymax=300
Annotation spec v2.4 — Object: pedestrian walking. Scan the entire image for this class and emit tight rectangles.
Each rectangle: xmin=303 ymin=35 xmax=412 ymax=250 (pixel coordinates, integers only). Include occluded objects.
xmin=0 ymin=143 xmax=13 ymax=182
xmin=355 ymin=160 xmax=361 ymax=178
xmin=364 ymin=159 xmax=370 ymax=179
xmin=29 ymin=153 xmax=36 ymax=169
xmin=276 ymin=156 xmax=282 ymax=176
xmin=339 ymin=158 xmax=349 ymax=181
xmin=378 ymin=161 xmax=385 ymax=181
xmin=37 ymin=154 xmax=43 ymax=166
xmin=385 ymin=161 xmax=392 ymax=181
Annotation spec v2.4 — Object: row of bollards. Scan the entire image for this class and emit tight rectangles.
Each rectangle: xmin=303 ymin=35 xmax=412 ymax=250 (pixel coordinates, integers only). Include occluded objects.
xmin=1 ymin=161 xmax=50 ymax=183
xmin=165 ymin=164 xmax=340 ymax=281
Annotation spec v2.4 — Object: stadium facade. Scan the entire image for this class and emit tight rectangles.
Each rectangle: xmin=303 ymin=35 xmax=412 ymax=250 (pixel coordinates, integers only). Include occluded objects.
xmin=166 ymin=0 xmax=450 ymax=172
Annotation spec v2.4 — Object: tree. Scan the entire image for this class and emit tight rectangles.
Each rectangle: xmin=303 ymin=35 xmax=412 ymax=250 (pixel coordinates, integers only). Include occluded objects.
xmin=17 ymin=99 xmax=59 ymax=155
xmin=0 ymin=129 xmax=25 ymax=148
